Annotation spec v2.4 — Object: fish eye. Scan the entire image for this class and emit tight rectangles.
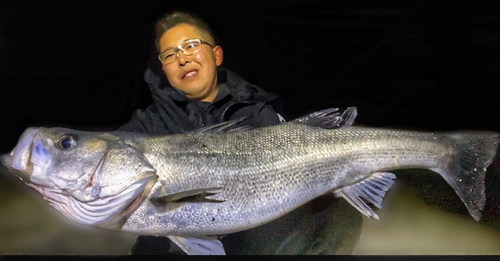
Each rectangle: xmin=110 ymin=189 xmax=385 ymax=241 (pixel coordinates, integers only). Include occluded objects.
xmin=56 ymin=134 xmax=77 ymax=150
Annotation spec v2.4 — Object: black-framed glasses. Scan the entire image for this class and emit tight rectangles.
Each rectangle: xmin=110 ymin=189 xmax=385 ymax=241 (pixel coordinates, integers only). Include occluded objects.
xmin=158 ymin=39 xmax=213 ymax=64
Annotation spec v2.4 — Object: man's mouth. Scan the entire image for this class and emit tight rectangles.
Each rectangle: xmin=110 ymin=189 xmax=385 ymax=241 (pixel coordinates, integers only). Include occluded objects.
xmin=182 ymin=69 xmax=198 ymax=79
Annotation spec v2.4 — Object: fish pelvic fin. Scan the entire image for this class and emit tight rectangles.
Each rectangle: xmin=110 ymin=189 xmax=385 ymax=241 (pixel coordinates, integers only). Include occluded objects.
xmin=334 ymin=172 xmax=396 ymax=220
xmin=167 ymin=235 xmax=225 ymax=255
xmin=432 ymin=131 xmax=499 ymax=221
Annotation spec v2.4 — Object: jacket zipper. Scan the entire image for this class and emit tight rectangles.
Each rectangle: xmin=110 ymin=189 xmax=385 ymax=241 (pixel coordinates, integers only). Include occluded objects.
xmin=201 ymin=104 xmax=210 ymax=127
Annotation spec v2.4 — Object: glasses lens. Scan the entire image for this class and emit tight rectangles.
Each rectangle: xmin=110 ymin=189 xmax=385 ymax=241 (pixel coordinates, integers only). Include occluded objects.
xmin=159 ymin=40 xmax=203 ymax=64
xmin=160 ymin=51 xmax=176 ymax=64
xmin=181 ymin=40 xmax=201 ymax=55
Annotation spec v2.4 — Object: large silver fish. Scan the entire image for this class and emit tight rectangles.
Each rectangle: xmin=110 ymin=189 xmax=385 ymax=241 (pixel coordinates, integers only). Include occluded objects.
xmin=1 ymin=108 xmax=498 ymax=255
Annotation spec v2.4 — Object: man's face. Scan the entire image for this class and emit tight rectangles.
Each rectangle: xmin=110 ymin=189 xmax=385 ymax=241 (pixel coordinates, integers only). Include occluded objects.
xmin=160 ymin=23 xmax=223 ymax=102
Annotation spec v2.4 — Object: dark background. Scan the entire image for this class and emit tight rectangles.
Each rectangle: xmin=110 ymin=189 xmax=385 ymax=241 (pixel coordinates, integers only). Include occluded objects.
xmin=0 ymin=0 xmax=500 ymax=227
xmin=1 ymin=1 xmax=499 ymax=148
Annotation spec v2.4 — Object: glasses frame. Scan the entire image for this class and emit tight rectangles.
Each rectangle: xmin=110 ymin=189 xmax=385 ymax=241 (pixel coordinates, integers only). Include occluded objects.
xmin=158 ymin=39 xmax=213 ymax=64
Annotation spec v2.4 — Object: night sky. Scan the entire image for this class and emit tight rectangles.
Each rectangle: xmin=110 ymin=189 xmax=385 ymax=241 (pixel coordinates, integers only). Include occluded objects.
xmin=1 ymin=1 xmax=499 ymax=154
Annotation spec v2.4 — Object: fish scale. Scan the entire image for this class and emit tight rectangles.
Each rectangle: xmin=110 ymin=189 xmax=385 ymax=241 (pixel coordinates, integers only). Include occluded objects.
xmin=120 ymin=125 xmax=487 ymax=236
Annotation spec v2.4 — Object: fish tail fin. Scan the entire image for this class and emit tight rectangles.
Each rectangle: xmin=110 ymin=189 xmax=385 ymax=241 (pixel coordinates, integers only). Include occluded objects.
xmin=432 ymin=131 xmax=499 ymax=221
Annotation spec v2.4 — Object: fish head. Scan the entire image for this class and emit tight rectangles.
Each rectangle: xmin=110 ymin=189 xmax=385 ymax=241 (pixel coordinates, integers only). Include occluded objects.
xmin=1 ymin=127 xmax=157 ymax=227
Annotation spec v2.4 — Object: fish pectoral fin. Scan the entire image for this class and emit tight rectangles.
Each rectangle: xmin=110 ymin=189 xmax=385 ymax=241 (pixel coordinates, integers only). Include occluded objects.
xmin=150 ymin=187 xmax=225 ymax=206
xmin=333 ymin=172 xmax=396 ymax=220
xmin=167 ymin=235 xmax=226 ymax=255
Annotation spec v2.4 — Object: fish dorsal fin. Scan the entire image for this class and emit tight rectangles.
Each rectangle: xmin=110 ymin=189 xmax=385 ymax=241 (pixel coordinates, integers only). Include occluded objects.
xmin=167 ymin=235 xmax=226 ymax=255
xmin=194 ymin=117 xmax=251 ymax=133
xmin=334 ymin=172 xmax=396 ymax=220
xmin=291 ymin=106 xmax=357 ymax=129
xmin=193 ymin=107 xmax=357 ymax=134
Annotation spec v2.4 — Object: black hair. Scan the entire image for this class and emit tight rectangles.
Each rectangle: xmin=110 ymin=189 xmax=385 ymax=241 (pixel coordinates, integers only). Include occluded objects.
xmin=154 ymin=11 xmax=217 ymax=53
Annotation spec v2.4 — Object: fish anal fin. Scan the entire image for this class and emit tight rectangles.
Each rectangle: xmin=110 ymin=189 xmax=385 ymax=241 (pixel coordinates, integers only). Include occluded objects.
xmin=334 ymin=172 xmax=396 ymax=220
xmin=167 ymin=235 xmax=226 ymax=255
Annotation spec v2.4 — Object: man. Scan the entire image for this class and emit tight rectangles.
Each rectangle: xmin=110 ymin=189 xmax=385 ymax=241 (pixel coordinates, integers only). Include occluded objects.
xmin=119 ymin=12 xmax=284 ymax=136
xmin=120 ymin=11 xmax=361 ymax=255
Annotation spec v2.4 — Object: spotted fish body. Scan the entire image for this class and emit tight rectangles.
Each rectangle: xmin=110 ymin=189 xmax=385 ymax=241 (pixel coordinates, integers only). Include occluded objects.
xmin=1 ymin=108 xmax=498 ymax=254
xmin=125 ymin=124 xmax=496 ymax=235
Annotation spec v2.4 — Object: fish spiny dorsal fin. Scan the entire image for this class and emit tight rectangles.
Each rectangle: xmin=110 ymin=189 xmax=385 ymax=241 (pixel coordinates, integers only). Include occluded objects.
xmin=192 ymin=106 xmax=358 ymax=134
xmin=291 ymin=107 xmax=357 ymax=129
xmin=195 ymin=117 xmax=252 ymax=133
xmin=334 ymin=172 xmax=396 ymax=220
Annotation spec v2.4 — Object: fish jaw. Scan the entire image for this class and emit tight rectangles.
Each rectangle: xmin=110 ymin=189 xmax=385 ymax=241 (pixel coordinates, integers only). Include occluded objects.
xmin=1 ymin=127 xmax=67 ymax=206
xmin=2 ymin=128 xmax=56 ymax=189
xmin=1 ymin=127 xmax=39 ymax=181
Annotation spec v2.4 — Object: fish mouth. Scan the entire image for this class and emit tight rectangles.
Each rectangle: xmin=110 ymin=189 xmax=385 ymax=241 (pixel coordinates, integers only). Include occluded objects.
xmin=2 ymin=128 xmax=55 ymax=191
xmin=1 ymin=128 xmax=40 ymax=182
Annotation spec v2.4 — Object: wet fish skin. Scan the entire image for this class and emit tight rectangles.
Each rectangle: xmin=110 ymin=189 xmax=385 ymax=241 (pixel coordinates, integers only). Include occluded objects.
xmin=1 ymin=108 xmax=498 ymax=255
xmin=125 ymin=124 xmax=496 ymax=234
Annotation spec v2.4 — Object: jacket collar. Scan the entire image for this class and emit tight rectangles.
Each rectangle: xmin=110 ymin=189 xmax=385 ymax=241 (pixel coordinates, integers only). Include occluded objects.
xmin=144 ymin=67 xmax=278 ymax=105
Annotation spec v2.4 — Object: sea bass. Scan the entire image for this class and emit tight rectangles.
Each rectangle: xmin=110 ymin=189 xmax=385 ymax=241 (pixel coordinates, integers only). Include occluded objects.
xmin=1 ymin=108 xmax=498 ymax=255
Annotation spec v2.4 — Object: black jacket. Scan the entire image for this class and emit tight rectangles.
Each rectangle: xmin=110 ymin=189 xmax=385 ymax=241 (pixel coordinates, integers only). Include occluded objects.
xmin=119 ymin=67 xmax=284 ymax=135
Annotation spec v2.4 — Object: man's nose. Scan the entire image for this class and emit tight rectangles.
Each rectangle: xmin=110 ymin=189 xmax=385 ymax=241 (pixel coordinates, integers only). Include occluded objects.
xmin=177 ymin=50 xmax=190 ymax=66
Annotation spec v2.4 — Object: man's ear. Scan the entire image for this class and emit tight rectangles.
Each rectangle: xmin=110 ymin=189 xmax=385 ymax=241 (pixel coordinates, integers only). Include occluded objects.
xmin=213 ymin=45 xmax=223 ymax=66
